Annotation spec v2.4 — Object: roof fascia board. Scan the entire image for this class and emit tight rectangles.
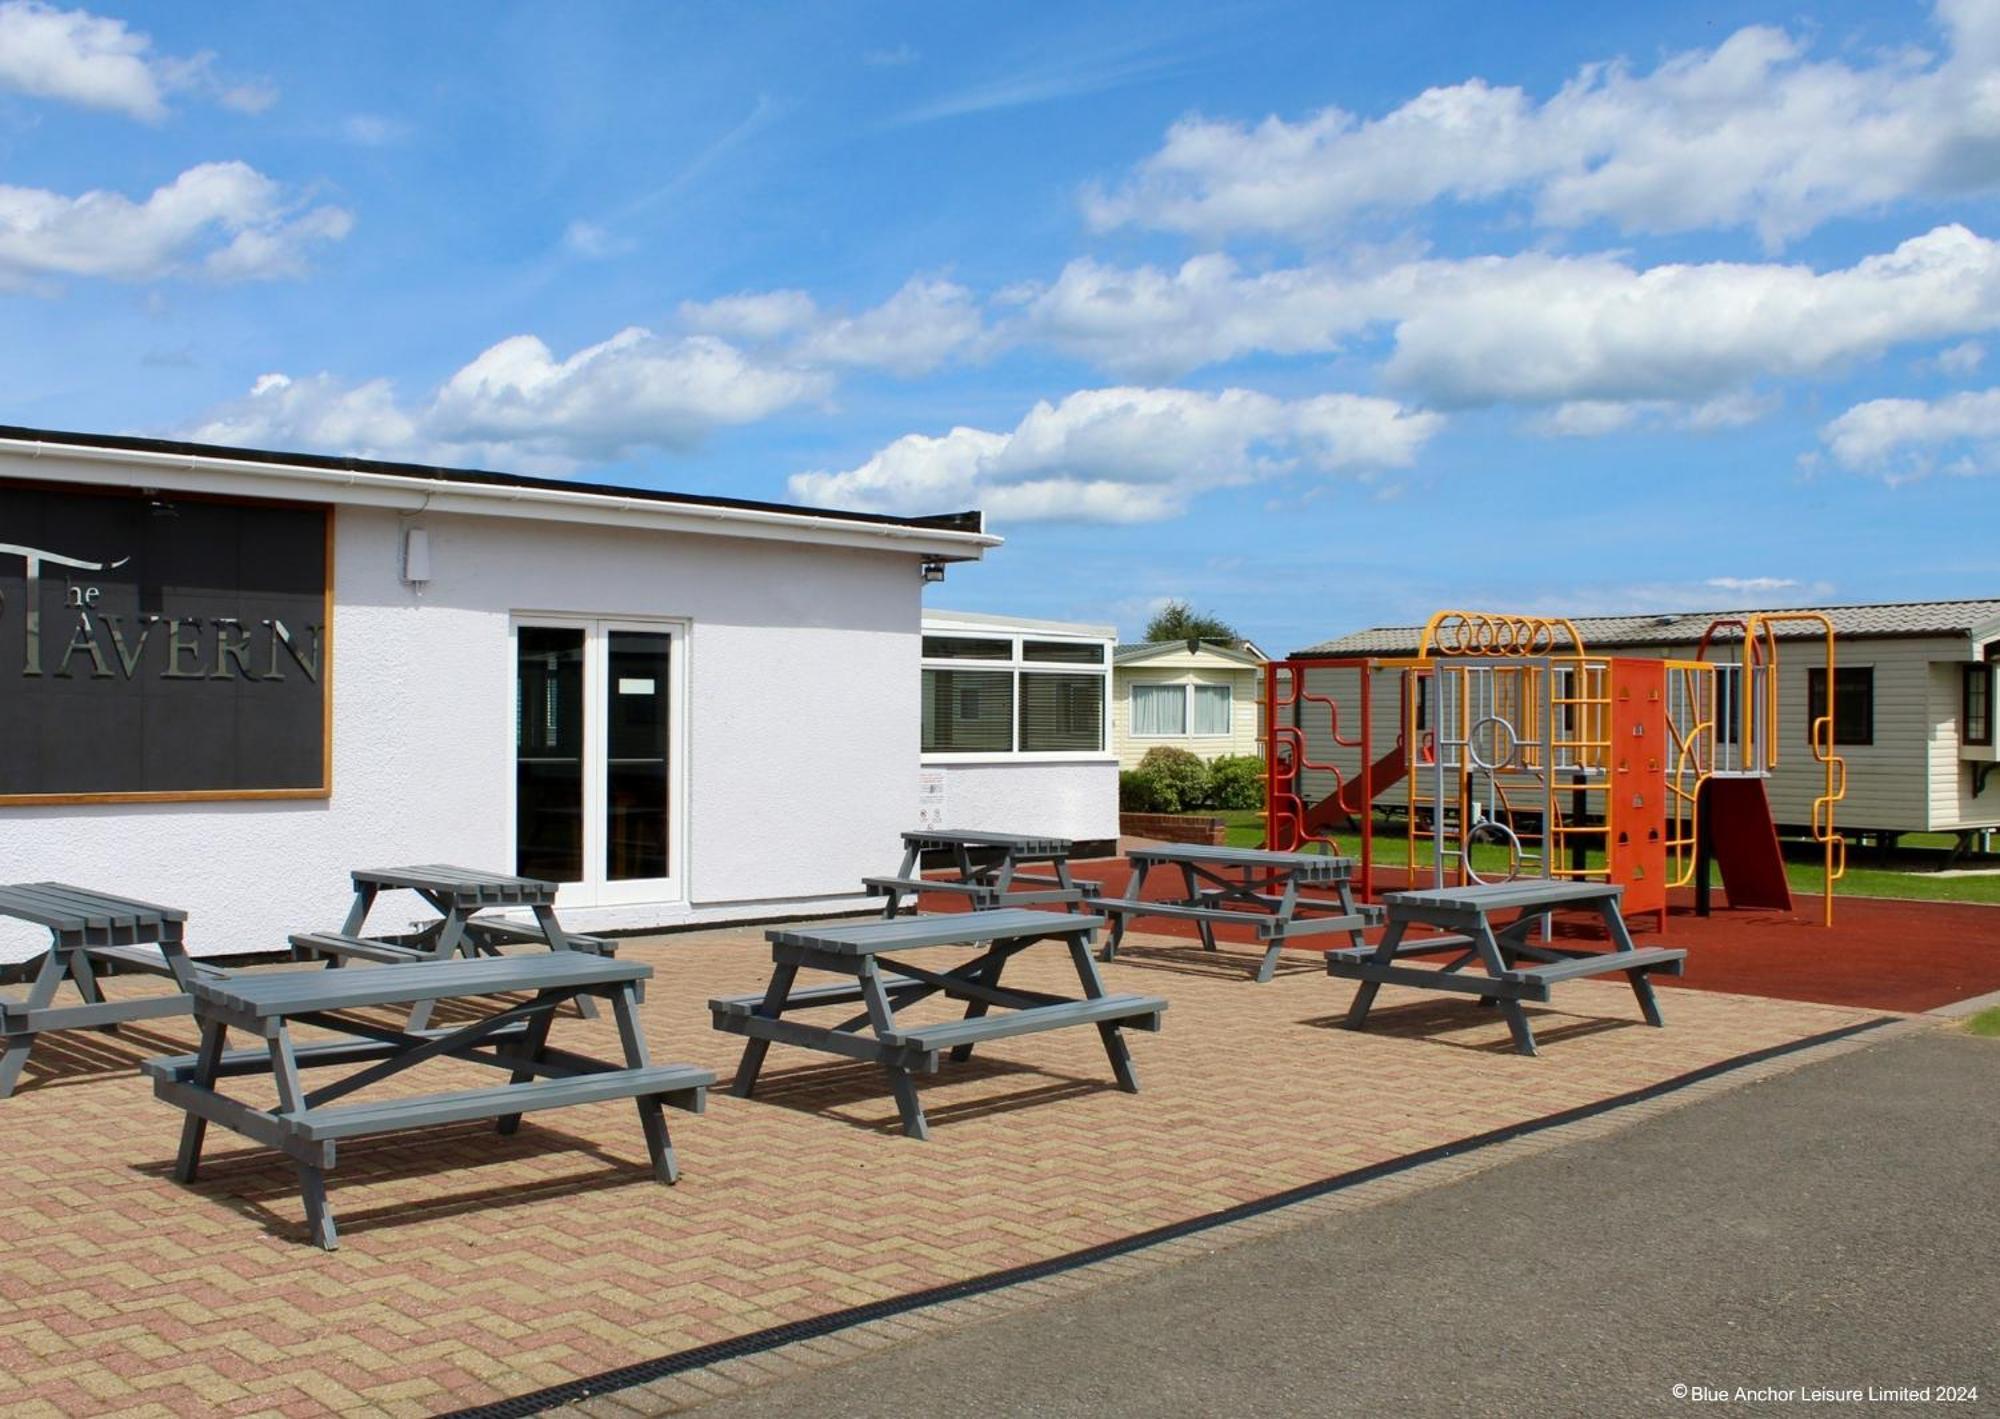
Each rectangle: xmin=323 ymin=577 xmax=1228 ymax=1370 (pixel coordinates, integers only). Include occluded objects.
xmin=0 ymin=435 xmax=1000 ymax=561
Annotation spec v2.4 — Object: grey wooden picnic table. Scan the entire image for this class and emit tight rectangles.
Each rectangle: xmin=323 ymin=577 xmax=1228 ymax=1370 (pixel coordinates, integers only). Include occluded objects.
xmin=144 ymin=952 xmax=714 ymax=1250
xmin=710 ymin=909 xmax=1165 ymax=1140
xmin=1325 ymin=880 xmax=1687 ymax=1056
xmin=863 ymin=829 xmax=1098 ymax=917
xmin=1095 ymin=844 xmax=1384 ymax=983
xmin=0 ymin=883 xmax=219 ymax=1099
xmin=291 ymin=864 xmax=613 ymax=1028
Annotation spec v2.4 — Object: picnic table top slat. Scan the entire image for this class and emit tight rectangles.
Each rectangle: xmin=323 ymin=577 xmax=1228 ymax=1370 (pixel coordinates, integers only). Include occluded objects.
xmin=769 ymin=909 xmax=1101 ymax=955
xmin=0 ymin=882 xmax=187 ymax=932
xmin=1126 ymin=844 xmax=1355 ymax=877
xmin=899 ymin=829 xmax=1074 ymax=855
xmin=194 ymin=952 xmax=649 ymax=1018
xmin=1383 ymin=880 xmax=1622 ymax=913
xmin=349 ymin=865 xmax=559 ymax=901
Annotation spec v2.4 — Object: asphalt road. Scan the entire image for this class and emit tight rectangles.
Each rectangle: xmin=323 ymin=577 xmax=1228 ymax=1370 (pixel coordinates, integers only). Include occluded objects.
xmin=682 ymin=1030 xmax=1998 ymax=1418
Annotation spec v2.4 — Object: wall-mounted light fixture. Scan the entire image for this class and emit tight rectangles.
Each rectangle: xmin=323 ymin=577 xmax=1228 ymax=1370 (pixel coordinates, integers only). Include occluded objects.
xmin=920 ymin=559 xmax=946 ymax=584
xmin=402 ymin=526 xmax=432 ymax=586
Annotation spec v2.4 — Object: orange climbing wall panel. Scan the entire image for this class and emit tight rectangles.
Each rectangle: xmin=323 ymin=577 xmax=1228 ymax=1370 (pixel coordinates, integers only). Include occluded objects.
xmin=1609 ymin=657 xmax=1667 ymax=921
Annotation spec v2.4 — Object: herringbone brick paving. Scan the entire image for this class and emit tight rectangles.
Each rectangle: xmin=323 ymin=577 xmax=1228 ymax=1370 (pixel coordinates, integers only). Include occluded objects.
xmin=0 ymin=926 xmax=1881 ymax=1415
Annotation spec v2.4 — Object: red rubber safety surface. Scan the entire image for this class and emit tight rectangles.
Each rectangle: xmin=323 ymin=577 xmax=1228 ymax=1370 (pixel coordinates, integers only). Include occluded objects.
xmin=911 ymin=857 xmax=2000 ymax=1015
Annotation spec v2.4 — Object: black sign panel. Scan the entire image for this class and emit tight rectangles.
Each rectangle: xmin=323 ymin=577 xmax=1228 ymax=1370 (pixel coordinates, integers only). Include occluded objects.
xmin=0 ymin=482 xmax=330 ymax=800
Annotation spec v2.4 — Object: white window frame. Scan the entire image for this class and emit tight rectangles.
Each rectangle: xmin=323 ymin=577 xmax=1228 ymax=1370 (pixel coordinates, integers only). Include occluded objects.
xmin=510 ymin=613 xmax=690 ymax=909
xmin=1130 ymin=680 xmax=1236 ymax=740
xmin=920 ymin=629 xmax=1113 ymax=764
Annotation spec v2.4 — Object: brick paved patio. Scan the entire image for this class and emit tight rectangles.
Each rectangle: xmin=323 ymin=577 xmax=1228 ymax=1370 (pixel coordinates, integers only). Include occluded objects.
xmin=0 ymin=926 xmax=1885 ymax=1416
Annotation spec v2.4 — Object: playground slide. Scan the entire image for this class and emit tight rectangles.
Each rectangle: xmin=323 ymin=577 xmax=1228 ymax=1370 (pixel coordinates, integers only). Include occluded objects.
xmin=1304 ymin=742 xmax=1410 ymax=834
xmin=1705 ymin=776 xmax=1794 ymax=911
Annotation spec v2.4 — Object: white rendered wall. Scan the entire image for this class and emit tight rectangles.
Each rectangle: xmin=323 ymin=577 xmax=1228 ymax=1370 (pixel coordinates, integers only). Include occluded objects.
xmin=931 ymin=760 xmax=1119 ymax=846
xmin=0 ymin=504 xmax=918 ymax=960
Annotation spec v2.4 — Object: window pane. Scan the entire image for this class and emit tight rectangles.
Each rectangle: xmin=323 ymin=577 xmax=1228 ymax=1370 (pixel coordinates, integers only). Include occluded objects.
xmin=1022 ymin=639 xmax=1105 ymax=664
xmin=1192 ymin=683 xmax=1233 ymax=735
xmin=922 ymin=635 xmax=1010 ymax=660
xmin=1807 ymin=667 xmax=1874 ymax=746
xmin=1020 ymin=672 xmax=1104 ymax=751
xmin=1964 ymin=665 xmax=1993 ymax=746
xmin=605 ymin=631 xmax=671 ymax=882
xmin=922 ymin=668 xmax=1013 ymax=751
xmin=516 ymin=626 xmax=585 ymax=882
xmin=1131 ymin=683 xmax=1186 ymax=736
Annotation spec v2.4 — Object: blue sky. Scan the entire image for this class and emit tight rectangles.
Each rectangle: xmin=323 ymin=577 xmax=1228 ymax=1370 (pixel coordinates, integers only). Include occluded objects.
xmin=0 ymin=0 xmax=1992 ymax=654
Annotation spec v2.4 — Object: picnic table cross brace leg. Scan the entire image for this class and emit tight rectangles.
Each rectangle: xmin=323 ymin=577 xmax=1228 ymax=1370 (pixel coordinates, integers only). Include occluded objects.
xmin=858 ymin=958 xmax=928 ymax=1140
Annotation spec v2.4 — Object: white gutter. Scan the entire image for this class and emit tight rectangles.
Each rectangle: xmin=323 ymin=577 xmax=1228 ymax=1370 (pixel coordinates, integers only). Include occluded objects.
xmin=1 ymin=435 xmax=1002 ymax=561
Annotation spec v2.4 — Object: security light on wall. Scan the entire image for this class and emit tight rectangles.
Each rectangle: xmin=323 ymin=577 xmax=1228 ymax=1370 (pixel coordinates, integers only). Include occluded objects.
xmin=920 ymin=560 xmax=946 ymax=583
xmin=402 ymin=526 xmax=432 ymax=586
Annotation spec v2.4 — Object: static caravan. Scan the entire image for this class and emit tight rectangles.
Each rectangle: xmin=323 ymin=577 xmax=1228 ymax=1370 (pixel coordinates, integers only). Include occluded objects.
xmin=0 ymin=425 xmax=1003 ymax=963
xmin=1290 ymin=600 xmax=2000 ymax=844
xmin=1110 ymin=639 xmax=1265 ymax=769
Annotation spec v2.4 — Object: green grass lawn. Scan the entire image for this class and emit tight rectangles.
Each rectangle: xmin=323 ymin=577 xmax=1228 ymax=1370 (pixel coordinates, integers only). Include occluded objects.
xmin=1963 ymin=1007 xmax=2000 ymax=1038
xmin=1214 ymin=810 xmax=2000 ymax=906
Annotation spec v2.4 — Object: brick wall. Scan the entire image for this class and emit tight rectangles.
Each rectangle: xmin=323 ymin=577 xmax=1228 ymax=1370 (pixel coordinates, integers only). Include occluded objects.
xmin=1119 ymin=812 xmax=1227 ymax=846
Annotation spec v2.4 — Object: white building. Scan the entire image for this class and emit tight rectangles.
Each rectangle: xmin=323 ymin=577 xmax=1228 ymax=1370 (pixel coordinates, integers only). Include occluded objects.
xmin=918 ymin=609 xmax=1120 ymax=855
xmin=0 ymin=425 xmax=1014 ymax=960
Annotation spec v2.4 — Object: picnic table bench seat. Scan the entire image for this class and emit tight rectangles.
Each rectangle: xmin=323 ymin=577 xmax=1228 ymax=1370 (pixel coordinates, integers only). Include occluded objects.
xmin=150 ymin=951 xmax=709 ymax=1248
xmin=289 ymin=931 xmax=431 ymax=966
xmin=882 ymin=994 xmax=1163 ymax=1053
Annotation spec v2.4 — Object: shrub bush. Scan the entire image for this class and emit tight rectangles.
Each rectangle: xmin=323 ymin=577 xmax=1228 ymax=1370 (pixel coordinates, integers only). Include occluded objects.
xmin=1205 ymin=754 xmax=1265 ymax=810
xmin=1136 ymin=746 xmax=1209 ymax=813
xmin=1119 ymin=769 xmax=1174 ymax=814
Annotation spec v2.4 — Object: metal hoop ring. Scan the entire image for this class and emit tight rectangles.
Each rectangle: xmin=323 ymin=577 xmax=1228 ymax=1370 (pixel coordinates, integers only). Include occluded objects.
xmin=1464 ymin=714 xmax=1519 ymax=771
xmin=1463 ymin=817 xmax=1525 ymax=884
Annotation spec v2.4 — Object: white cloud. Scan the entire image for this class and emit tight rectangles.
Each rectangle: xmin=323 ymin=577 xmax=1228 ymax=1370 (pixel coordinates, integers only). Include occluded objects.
xmin=1704 ymin=576 xmax=1801 ymax=593
xmin=339 ymin=113 xmax=409 ymax=146
xmin=681 ymin=276 xmax=982 ymax=375
xmin=1002 ymin=254 xmax=1373 ymax=379
xmin=189 ymin=372 xmax=430 ymax=462
xmin=1820 ymin=386 xmax=2000 ymax=481
xmin=561 ymin=220 xmax=635 ymax=260
xmin=792 ymin=277 xmax=981 ymax=375
xmin=192 ymin=329 xmax=832 ymax=472
xmin=1088 ymin=0 xmax=2000 ymax=247
xmin=1006 ymin=226 xmax=2000 ymax=410
xmin=679 ymin=289 xmax=819 ymax=342
xmin=0 ymin=1 xmax=274 ymax=120
xmin=1529 ymin=391 xmax=1780 ymax=437
xmin=428 ymin=330 xmax=829 ymax=460
xmin=788 ymin=386 xmax=1441 ymax=522
xmin=0 ymin=162 xmax=350 ymax=288
xmin=1932 ymin=339 xmax=1987 ymax=375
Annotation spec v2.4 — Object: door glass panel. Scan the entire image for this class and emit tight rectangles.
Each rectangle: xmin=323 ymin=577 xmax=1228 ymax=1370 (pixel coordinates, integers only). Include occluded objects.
xmin=606 ymin=630 xmax=672 ymax=881
xmin=516 ymin=626 xmax=585 ymax=882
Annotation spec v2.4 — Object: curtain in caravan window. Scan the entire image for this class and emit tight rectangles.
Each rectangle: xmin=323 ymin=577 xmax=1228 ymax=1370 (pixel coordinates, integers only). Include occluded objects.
xmin=1132 ymin=683 xmax=1186 ymax=735
xmin=1192 ymin=683 xmax=1233 ymax=736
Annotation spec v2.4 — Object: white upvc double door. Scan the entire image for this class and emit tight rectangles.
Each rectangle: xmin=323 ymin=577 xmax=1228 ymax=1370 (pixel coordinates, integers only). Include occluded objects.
xmin=512 ymin=616 xmax=687 ymax=908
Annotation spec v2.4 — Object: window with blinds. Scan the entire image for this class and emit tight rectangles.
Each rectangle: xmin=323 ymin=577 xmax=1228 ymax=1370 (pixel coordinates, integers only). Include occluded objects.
xmin=920 ymin=628 xmax=1110 ymax=755
xmin=1019 ymin=673 xmax=1104 ymax=751
xmin=922 ymin=668 xmax=1013 ymax=751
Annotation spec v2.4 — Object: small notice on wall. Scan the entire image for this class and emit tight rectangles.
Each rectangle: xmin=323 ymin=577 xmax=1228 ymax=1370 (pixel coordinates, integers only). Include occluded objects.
xmin=917 ymin=769 xmax=947 ymax=830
